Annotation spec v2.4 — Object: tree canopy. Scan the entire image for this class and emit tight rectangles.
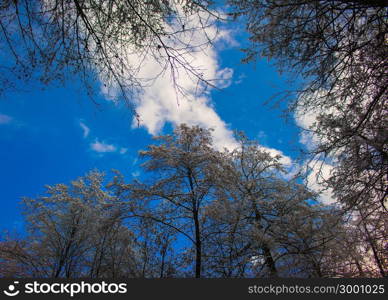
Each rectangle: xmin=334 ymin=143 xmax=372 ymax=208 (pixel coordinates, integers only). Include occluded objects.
xmin=1 ymin=125 xmax=386 ymax=278
xmin=0 ymin=0 xmax=217 ymax=111
xmin=229 ymin=0 xmax=387 ymax=213
xmin=0 ymin=0 xmax=387 ymax=278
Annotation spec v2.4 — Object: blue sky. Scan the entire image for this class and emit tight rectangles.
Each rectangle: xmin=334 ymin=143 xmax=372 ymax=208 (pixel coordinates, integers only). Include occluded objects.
xmin=0 ymin=16 xmax=307 ymax=234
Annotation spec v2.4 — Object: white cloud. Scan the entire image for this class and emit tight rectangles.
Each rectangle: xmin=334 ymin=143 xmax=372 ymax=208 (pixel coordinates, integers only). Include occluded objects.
xmin=294 ymin=103 xmax=322 ymax=151
xmin=306 ymin=161 xmax=336 ymax=205
xmin=119 ymin=148 xmax=128 ymax=154
xmin=294 ymin=92 xmax=338 ymax=205
xmin=131 ymin=171 xmax=140 ymax=178
xmin=215 ymin=67 xmax=234 ymax=89
xmin=294 ymin=88 xmax=350 ymax=152
xmin=90 ymin=140 xmax=117 ymax=153
xmin=235 ymin=73 xmax=246 ymax=85
xmin=95 ymin=6 xmax=292 ymax=166
xmin=90 ymin=140 xmax=128 ymax=155
xmin=0 ymin=113 xmax=12 ymax=124
xmin=79 ymin=121 xmax=90 ymax=138
xmin=78 ymin=121 xmax=128 ymax=155
xmin=96 ymin=7 xmax=240 ymax=152
xmin=38 ymin=2 xmax=293 ymax=170
xmin=295 ymin=103 xmax=336 ymax=204
xmin=260 ymin=146 xmax=292 ymax=166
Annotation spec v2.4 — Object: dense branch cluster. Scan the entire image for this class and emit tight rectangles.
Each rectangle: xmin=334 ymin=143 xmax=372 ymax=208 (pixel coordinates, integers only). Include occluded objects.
xmin=0 ymin=0 xmax=387 ymax=278
xmin=0 ymin=0 xmax=216 ymax=108
xmin=229 ymin=0 xmax=387 ymax=212
xmin=1 ymin=125 xmax=386 ymax=278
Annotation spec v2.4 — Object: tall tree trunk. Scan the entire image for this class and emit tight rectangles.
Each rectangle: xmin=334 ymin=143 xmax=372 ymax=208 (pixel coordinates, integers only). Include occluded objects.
xmin=160 ymin=245 xmax=167 ymax=278
xmin=187 ymin=168 xmax=202 ymax=278
xmin=359 ymin=209 xmax=386 ymax=277
xmin=362 ymin=221 xmax=386 ymax=277
xmin=263 ymin=245 xmax=277 ymax=277
xmin=193 ymin=209 xmax=202 ymax=278
xmin=252 ymin=197 xmax=278 ymax=277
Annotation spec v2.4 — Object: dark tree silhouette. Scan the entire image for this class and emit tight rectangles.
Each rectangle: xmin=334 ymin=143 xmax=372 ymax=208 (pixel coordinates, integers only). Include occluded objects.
xmin=0 ymin=0 xmax=218 ymax=112
xmin=229 ymin=0 xmax=387 ymax=212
